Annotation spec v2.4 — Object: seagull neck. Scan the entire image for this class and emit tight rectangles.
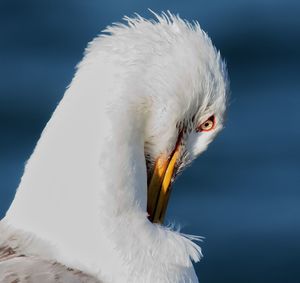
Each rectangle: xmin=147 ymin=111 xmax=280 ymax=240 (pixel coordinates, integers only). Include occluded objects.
xmin=4 ymin=62 xmax=149 ymax=281
xmin=4 ymin=60 xmax=199 ymax=283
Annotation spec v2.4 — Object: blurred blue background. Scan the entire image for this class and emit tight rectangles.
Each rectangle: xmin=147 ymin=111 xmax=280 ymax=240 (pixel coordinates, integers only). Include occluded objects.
xmin=0 ymin=0 xmax=299 ymax=282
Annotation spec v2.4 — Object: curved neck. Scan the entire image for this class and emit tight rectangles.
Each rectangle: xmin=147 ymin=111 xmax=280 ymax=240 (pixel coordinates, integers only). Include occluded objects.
xmin=4 ymin=58 xmax=200 ymax=283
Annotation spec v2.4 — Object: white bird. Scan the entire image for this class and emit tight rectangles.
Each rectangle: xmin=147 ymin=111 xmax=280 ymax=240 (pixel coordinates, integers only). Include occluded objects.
xmin=0 ymin=12 xmax=228 ymax=283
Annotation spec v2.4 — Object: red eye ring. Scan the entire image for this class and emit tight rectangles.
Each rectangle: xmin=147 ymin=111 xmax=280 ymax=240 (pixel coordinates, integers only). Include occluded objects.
xmin=196 ymin=115 xmax=215 ymax=132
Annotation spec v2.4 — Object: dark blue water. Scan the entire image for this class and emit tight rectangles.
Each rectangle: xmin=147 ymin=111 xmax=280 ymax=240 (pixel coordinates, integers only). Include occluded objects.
xmin=1 ymin=1 xmax=299 ymax=282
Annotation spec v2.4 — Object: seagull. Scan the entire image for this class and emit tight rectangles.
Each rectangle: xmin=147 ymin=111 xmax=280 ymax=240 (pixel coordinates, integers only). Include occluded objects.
xmin=0 ymin=11 xmax=228 ymax=283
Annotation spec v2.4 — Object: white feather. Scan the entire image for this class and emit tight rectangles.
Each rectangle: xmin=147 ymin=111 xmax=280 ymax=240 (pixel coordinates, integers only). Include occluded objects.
xmin=1 ymin=12 xmax=228 ymax=283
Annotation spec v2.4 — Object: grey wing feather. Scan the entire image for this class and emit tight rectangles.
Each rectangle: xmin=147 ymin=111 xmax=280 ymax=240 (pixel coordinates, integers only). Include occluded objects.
xmin=0 ymin=246 xmax=102 ymax=283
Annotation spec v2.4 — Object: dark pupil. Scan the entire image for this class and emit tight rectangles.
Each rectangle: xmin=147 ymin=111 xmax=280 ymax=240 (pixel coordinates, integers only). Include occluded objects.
xmin=205 ymin=122 xmax=210 ymax=127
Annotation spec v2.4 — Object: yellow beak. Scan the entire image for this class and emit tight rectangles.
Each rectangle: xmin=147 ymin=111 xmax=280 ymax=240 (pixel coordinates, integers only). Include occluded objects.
xmin=147 ymin=147 xmax=180 ymax=224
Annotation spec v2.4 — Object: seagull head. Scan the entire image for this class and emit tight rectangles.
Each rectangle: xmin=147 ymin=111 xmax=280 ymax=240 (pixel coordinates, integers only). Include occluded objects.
xmin=98 ymin=13 xmax=228 ymax=224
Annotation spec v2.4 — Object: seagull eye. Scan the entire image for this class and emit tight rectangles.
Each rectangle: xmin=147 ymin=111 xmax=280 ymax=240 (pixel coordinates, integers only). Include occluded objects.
xmin=197 ymin=115 xmax=215 ymax=132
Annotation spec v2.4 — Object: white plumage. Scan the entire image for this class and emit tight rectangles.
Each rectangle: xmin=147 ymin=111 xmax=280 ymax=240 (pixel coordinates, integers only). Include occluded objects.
xmin=0 ymin=12 xmax=228 ymax=283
